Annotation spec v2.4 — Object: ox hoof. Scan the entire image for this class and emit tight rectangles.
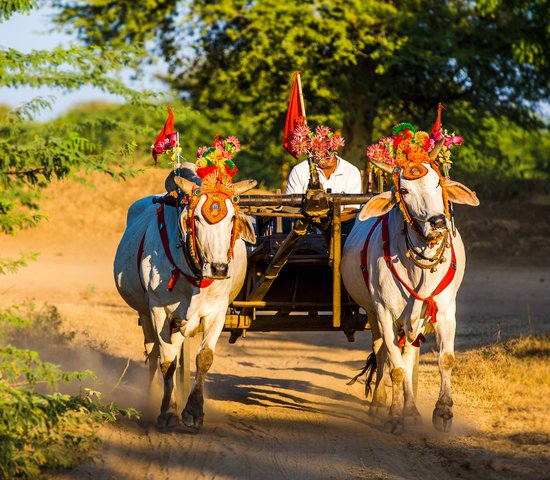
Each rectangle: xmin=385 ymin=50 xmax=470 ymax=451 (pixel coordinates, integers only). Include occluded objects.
xmin=432 ymin=409 xmax=453 ymax=432
xmin=157 ymin=412 xmax=179 ymax=430
xmin=182 ymin=408 xmax=204 ymax=431
xmin=383 ymin=418 xmax=404 ymax=435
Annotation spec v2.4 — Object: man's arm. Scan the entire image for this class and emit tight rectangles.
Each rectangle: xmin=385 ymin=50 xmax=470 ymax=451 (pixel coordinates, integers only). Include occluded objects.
xmin=285 ymin=163 xmax=306 ymax=194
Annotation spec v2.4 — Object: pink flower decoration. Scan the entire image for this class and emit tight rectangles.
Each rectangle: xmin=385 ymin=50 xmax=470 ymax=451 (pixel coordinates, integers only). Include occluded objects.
xmin=154 ymin=142 xmax=166 ymax=154
xmin=167 ymin=132 xmax=178 ymax=147
xmin=225 ymin=136 xmax=241 ymax=152
xmin=366 ymin=143 xmax=393 ymax=165
xmin=431 ymin=130 xmax=443 ymax=142
xmin=196 ymin=146 xmax=209 ymax=159
xmin=329 ymin=135 xmax=345 ymax=151
xmin=315 ymin=125 xmax=331 ymax=137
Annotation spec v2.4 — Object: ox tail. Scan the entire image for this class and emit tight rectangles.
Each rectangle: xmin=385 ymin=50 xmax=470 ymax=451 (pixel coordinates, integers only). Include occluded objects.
xmin=347 ymin=352 xmax=377 ymax=398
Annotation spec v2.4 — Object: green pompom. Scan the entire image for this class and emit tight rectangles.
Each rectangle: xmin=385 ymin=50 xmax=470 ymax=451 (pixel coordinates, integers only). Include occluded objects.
xmin=393 ymin=123 xmax=415 ymax=135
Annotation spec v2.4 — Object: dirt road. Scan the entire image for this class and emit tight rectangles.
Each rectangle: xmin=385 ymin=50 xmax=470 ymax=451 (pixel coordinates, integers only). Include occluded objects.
xmin=1 ymin=172 xmax=549 ymax=479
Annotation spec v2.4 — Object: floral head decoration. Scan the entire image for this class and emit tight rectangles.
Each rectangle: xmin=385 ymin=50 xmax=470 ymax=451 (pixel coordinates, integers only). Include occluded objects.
xmin=195 ymin=134 xmax=240 ymax=179
xmin=290 ymin=121 xmax=346 ymax=168
xmin=185 ymin=134 xmax=242 ymax=225
xmin=366 ymin=108 xmax=462 ymax=180
xmin=365 ymin=106 xmax=462 ymax=224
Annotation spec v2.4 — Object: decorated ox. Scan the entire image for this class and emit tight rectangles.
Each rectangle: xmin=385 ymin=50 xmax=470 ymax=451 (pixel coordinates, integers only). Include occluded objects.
xmin=341 ymin=119 xmax=479 ymax=434
xmin=114 ymin=137 xmax=256 ymax=430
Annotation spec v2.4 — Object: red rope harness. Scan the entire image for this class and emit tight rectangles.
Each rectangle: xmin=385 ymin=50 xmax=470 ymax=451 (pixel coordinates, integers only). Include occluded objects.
xmin=360 ymin=212 xmax=457 ymax=348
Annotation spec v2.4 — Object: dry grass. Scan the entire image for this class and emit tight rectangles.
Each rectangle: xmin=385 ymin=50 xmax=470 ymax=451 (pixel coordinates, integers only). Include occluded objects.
xmin=453 ymin=334 xmax=550 ymax=435
xmin=419 ymin=336 xmax=550 ymax=479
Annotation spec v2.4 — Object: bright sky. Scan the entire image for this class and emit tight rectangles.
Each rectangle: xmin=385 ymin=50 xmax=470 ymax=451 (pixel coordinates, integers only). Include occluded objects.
xmin=0 ymin=8 xmax=164 ymax=120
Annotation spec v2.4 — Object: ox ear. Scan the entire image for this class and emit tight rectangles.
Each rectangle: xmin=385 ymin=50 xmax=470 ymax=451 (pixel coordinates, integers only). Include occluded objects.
xmin=237 ymin=212 xmax=257 ymax=244
xmin=359 ymin=190 xmax=395 ymax=221
xmin=443 ymin=179 xmax=480 ymax=206
xmin=233 ymin=179 xmax=257 ymax=195
xmin=173 ymin=176 xmax=197 ymax=195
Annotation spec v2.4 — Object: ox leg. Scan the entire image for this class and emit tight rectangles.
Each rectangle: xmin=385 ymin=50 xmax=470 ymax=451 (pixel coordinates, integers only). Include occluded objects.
xmin=182 ymin=309 xmax=225 ymax=431
xmin=402 ymin=344 xmax=422 ymax=425
xmin=151 ymin=306 xmax=180 ymax=429
xmin=138 ymin=312 xmax=160 ymax=395
xmin=378 ymin=311 xmax=406 ymax=435
xmin=433 ymin=313 xmax=456 ymax=432
xmin=369 ymin=319 xmax=389 ymax=417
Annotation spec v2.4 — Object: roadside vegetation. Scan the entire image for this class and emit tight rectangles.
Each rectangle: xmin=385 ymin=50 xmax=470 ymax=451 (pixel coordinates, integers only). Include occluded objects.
xmin=0 ymin=268 xmax=138 ymax=479
xmin=453 ymin=334 xmax=550 ymax=434
xmin=420 ymin=335 xmax=550 ymax=477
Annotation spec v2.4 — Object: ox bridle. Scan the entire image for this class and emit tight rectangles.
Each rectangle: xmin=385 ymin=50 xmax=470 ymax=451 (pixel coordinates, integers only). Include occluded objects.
xmin=180 ymin=187 xmax=240 ymax=279
xmin=391 ymin=165 xmax=451 ymax=272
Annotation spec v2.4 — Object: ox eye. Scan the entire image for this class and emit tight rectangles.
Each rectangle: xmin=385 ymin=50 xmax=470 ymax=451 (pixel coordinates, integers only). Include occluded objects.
xmin=194 ymin=215 xmax=201 ymax=223
xmin=399 ymin=187 xmax=409 ymax=195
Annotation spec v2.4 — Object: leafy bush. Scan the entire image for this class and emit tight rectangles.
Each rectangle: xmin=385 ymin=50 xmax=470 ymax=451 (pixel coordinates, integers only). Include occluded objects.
xmin=0 ymin=299 xmax=138 ymax=479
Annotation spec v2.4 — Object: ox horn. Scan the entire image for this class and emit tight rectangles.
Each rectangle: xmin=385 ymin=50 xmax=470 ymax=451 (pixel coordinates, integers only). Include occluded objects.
xmin=429 ymin=138 xmax=445 ymax=161
xmin=173 ymin=176 xmax=197 ymax=195
xmin=233 ymin=179 xmax=258 ymax=195
xmin=369 ymin=158 xmax=395 ymax=175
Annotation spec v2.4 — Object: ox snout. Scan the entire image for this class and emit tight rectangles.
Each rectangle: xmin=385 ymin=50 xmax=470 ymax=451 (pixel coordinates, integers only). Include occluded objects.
xmin=424 ymin=214 xmax=449 ymax=242
xmin=203 ymin=262 xmax=230 ymax=279
xmin=429 ymin=214 xmax=447 ymax=230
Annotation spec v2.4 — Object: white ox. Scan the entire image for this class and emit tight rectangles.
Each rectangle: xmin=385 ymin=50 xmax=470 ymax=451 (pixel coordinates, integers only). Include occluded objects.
xmin=114 ymin=166 xmax=256 ymax=430
xmin=341 ymin=155 xmax=479 ymax=434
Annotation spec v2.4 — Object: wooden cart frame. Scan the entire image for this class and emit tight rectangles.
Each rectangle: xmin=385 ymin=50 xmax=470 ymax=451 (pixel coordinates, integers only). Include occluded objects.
xmin=223 ymin=160 xmax=374 ymax=343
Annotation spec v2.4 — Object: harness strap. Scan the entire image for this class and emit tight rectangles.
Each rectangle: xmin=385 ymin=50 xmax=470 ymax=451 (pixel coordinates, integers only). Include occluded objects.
xmin=156 ymin=204 xmax=213 ymax=291
xmin=380 ymin=213 xmax=456 ymax=347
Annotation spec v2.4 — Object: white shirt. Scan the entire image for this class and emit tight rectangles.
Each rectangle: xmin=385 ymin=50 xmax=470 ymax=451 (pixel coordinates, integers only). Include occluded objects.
xmin=285 ymin=156 xmax=362 ymax=209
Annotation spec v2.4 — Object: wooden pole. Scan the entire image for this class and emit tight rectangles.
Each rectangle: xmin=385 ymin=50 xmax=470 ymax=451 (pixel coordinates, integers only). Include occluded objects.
xmin=332 ymin=197 xmax=342 ymax=328
xmin=296 ymin=72 xmax=306 ymax=118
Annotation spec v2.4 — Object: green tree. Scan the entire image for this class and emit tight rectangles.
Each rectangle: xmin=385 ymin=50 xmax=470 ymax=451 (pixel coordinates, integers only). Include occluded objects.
xmin=0 ymin=0 xmax=164 ymax=234
xmin=1 ymin=3 xmax=144 ymax=476
xmin=52 ymin=0 xmax=549 ymax=189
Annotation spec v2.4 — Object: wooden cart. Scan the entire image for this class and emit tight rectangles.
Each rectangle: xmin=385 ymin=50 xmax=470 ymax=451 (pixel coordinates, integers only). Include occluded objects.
xmin=223 ymin=161 xmax=374 ymax=343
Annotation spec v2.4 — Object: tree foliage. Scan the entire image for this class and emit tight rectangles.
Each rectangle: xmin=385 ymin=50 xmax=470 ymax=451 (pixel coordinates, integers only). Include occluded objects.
xmin=51 ymin=0 xmax=549 ymax=190
xmin=1 ymin=3 xmax=143 ymax=477
xmin=0 ymin=1 xmax=165 ymax=234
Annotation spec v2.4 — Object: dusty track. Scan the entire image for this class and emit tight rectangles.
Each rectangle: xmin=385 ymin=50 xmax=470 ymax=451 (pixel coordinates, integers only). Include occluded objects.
xmin=1 ymin=170 xmax=549 ymax=479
